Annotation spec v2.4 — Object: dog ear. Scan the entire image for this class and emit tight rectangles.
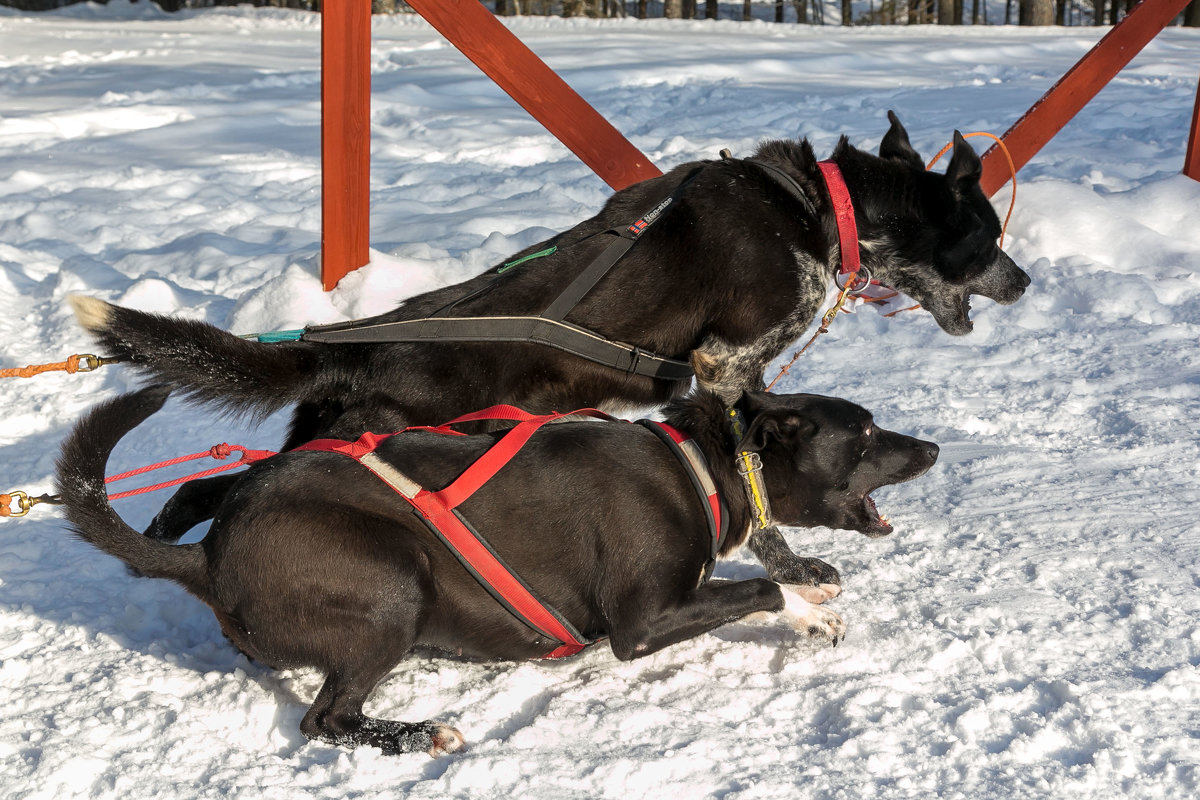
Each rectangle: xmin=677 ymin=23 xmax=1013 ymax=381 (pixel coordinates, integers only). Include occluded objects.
xmin=944 ymin=130 xmax=982 ymax=193
xmin=736 ymin=409 xmax=816 ymax=453
xmin=878 ymin=110 xmax=924 ymax=169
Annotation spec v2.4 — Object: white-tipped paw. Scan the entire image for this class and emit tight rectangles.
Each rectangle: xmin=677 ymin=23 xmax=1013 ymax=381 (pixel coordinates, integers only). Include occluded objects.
xmin=788 ymin=582 xmax=842 ymax=604
xmin=428 ymin=723 xmax=465 ymax=757
xmin=778 ymin=584 xmax=846 ymax=646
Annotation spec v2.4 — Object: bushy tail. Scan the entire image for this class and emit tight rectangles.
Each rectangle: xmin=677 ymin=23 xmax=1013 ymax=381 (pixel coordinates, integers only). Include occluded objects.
xmin=55 ymin=385 xmax=213 ymax=602
xmin=69 ymin=296 xmax=317 ymax=418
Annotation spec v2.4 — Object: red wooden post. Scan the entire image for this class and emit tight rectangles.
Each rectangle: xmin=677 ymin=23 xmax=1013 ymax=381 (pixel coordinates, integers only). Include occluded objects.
xmin=980 ymin=0 xmax=1194 ymax=197
xmin=1185 ymin=73 xmax=1200 ymax=182
xmin=321 ymin=0 xmax=372 ymax=291
xmin=405 ymin=0 xmax=661 ymax=192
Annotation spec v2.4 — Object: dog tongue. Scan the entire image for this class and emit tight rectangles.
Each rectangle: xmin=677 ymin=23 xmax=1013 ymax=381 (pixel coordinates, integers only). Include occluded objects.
xmin=865 ymin=495 xmax=893 ymax=533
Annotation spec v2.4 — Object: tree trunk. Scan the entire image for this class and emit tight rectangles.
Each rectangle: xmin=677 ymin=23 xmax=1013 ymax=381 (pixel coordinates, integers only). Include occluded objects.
xmin=842 ymin=0 xmax=854 ymax=23
xmin=1019 ymin=0 xmax=1053 ymax=24
xmin=706 ymin=0 xmax=719 ymax=19
xmin=938 ymin=0 xmax=956 ymax=23
xmin=1186 ymin=0 xmax=1200 ymax=26
xmin=744 ymin=0 xmax=753 ymax=20
xmin=665 ymin=0 xmax=683 ymax=18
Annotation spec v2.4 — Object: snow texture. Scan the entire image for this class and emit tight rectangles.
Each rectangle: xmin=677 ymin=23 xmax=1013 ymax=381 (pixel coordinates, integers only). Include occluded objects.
xmin=1 ymin=4 xmax=1198 ymax=798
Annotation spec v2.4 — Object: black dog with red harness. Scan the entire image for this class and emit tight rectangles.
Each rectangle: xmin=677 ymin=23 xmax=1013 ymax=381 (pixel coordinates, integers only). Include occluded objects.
xmin=56 ymin=385 xmax=938 ymax=756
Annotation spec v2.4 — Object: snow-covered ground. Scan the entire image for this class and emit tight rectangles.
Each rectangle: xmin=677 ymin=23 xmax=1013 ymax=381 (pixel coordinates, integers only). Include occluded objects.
xmin=2 ymin=3 xmax=1199 ymax=797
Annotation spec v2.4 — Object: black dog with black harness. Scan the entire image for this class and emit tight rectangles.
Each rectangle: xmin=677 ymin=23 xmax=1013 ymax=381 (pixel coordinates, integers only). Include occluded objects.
xmin=56 ymin=385 xmax=938 ymax=756
xmin=69 ymin=112 xmax=1023 ymax=592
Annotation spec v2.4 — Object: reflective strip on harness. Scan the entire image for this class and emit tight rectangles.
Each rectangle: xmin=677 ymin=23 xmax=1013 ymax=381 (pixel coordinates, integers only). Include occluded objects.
xmin=637 ymin=420 xmax=726 ymax=581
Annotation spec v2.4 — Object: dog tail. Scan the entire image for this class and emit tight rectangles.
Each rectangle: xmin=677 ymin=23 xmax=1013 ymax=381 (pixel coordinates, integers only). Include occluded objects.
xmin=55 ymin=385 xmax=215 ymax=603
xmin=68 ymin=295 xmax=316 ymax=419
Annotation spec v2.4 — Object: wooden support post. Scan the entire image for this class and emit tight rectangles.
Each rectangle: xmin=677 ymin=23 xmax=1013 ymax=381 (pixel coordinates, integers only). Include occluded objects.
xmin=405 ymin=0 xmax=661 ymax=192
xmin=1185 ymin=73 xmax=1200 ymax=182
xmin=321 ymin=0 xmax=372 ymax=291
xmin=979 ymin=0 xmax=1194 ymax=197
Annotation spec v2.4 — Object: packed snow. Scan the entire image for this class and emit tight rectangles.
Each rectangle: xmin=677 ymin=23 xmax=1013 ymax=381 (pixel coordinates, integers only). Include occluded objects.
xmin=2 ymin=3 xmax=1199 ymax=798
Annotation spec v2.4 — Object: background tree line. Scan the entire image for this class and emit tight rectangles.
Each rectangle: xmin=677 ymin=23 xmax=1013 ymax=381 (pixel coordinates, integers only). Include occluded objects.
xmin=2 ymin=0 xmax=1198 ymax=27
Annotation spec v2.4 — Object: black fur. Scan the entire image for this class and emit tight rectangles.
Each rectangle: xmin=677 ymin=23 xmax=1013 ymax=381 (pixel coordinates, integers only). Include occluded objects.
xmin=71 ymin=112 xmax=1024 ymax=580
xmin=56 ymin=386 xmax=938 ymax=755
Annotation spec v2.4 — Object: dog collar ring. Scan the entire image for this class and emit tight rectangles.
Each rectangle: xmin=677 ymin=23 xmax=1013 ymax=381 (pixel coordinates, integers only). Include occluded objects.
xmin=835 ymin=265 xmax=872 ymax=294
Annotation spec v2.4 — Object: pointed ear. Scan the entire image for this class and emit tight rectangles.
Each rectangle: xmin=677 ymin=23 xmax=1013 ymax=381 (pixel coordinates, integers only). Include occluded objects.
xmin=878 ymin=110 xmax=924 ymax=169
xmin=736 ymin=409 xmax=816 ymax=453
xmin=944 ymin=130 xmax=982 ymax=193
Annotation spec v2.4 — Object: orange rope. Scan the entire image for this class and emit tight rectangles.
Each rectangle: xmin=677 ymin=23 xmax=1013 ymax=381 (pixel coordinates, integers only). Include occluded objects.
xmin=926 ymin=131 xmax=1017 ymax=248
xmin=0 ymin=353 xmax=114 ymax=379
xmin=764 ymin=131 xmax=1019 ymax=390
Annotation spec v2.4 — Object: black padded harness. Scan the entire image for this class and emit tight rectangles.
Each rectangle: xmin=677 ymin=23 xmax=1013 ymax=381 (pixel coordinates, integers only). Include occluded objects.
xmin=300 ymin=169 xmax=706 ymax=382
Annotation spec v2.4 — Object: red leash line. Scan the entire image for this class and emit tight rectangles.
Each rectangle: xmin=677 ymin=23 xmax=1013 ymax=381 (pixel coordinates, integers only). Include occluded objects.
xmin=104 ymin=444 xmax=277 ymax=501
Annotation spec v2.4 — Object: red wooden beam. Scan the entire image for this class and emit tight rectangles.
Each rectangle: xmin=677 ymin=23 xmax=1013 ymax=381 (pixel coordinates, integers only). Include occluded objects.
xmin=405 ymin=0 xmax=661 ymax=192
xmin=321 ymin=0 xmax=372 ymax=291
xmin=1185 ymin=73 xmax=1200 ymax=181
xmin=980 ymin=0 xmax=1194 ymax=196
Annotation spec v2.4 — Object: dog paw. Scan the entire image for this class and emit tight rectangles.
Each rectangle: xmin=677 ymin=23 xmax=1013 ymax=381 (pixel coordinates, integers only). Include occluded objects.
xmin=788 ymin=582 xmax=842 ymax=605
xmin=428 ymin=723 xmax=465 ymax=757
xmin=778 ymin=584 xmax=847 ymax=646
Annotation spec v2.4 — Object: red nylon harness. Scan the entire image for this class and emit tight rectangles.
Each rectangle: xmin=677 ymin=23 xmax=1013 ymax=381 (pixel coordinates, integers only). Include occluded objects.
xmin=293 ymin=405 xmax=724 ymax=659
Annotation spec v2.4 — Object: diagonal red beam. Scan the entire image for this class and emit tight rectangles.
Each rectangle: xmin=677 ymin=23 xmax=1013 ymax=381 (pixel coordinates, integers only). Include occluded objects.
xmin=405 ymin=0 xmax=661 ymax=192
xmin=980 ymin=0 xmax=1194 ymax=196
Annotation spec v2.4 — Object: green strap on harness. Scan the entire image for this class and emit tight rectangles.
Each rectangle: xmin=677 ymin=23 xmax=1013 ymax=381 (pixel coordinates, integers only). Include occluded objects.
xmin=254 ymin=329 xmax=305 ymax=343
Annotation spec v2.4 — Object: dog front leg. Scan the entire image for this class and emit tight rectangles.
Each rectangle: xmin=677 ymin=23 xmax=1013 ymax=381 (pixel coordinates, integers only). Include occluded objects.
xmin=747 ymin=526 xmax=842 ymax=602
xmin=608 ymin=578 xmax=837 ymax=660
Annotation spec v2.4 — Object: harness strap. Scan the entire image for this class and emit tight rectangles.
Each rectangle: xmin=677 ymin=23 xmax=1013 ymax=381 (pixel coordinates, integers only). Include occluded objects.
xmin=303 ymin=316 xmax=693 ymax=381
xmin=294 ymin=406 xmax=610 ymax=659
xmin=637 ymin=420 xmax=726 ymax=582
xmin=300 ymin=168 xmax=706 ymax=382
xmin=742 ymin=158 xmax=818 ymax=219
xmin=293 ymin=405 xmax=728 ymax=660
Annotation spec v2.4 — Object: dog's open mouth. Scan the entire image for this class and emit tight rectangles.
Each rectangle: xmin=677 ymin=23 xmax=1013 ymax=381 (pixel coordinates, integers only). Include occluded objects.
xmin=863 ymin=494 xmax=893 ymax=537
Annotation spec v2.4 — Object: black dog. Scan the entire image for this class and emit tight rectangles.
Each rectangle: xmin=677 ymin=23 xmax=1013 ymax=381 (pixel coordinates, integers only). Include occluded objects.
xmin=56 ymin=385 xmax=938 ymax=756
xmin=69 ymin=112 xmax=1021 ymax=587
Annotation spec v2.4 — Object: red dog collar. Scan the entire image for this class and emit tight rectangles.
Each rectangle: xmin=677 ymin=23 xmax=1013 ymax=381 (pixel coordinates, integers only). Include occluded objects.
xmin=816 ymin=160 xmax=862 ymax=285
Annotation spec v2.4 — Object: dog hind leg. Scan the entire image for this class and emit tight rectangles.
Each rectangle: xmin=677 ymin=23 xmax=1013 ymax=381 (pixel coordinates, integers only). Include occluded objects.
xmin=300 ymin=664 xmax=464 ymax=757
xmin=143 ymin=474 xmax=241 ymax=542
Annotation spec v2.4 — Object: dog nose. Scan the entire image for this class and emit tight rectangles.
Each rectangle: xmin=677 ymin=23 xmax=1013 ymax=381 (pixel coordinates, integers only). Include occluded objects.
xmin=924 ymin=442 xmax=939 ymax=463
xmin=1018 ymin=268 xmax=1031 ymax=288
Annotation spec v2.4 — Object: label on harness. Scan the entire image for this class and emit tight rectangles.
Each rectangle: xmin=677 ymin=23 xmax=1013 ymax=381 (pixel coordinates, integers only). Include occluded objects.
xmin=628 ymin=195 xmax=674 ymax=236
